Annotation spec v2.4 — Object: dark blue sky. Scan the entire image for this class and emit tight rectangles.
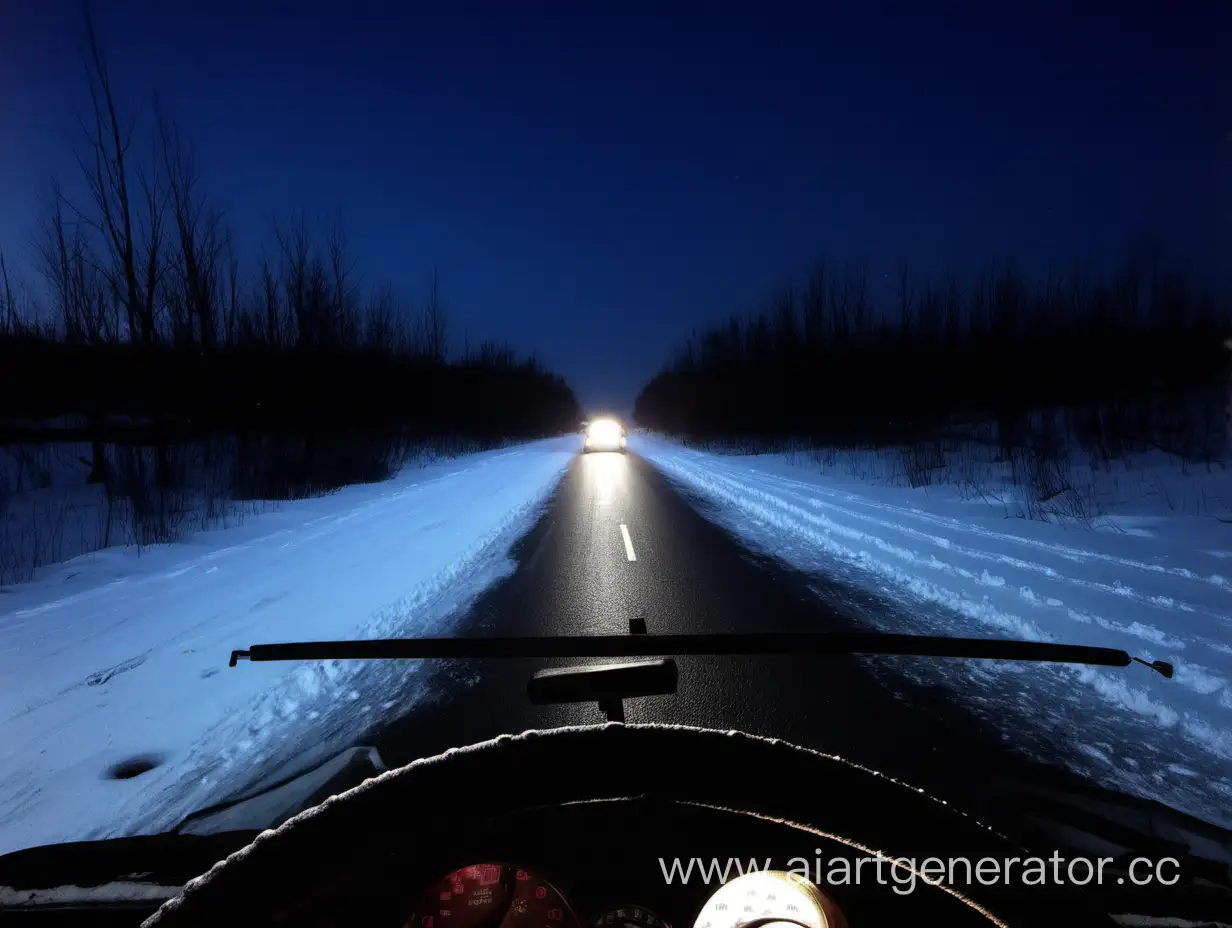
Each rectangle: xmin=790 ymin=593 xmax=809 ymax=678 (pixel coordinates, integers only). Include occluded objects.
xmin=2 ymin=1 xmax=1228 ymax=409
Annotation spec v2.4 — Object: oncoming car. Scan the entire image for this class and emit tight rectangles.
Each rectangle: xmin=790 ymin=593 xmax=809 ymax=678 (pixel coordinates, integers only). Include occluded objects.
xmin=582 ymin=417 xmax=627 ymax=452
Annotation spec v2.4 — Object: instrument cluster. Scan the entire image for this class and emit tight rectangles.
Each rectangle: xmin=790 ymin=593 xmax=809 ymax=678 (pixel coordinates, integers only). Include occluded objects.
xmin=404 ymin=863 xmax=845 ymax=928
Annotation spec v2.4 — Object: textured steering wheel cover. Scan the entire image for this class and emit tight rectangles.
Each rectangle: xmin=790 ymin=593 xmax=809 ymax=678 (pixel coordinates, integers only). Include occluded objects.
xmin=142 ymin=723 xmax=1020 ymax=926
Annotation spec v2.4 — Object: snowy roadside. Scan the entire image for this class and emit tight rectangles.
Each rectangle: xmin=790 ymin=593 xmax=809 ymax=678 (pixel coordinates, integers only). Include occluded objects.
xmin=631 ymin=433 xmax=1232 ymax=828
xmin=0 ymin=437 xmax=576 ymax=855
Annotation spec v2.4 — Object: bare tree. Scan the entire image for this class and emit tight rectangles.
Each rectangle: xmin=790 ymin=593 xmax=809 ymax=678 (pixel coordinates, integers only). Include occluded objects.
xmin=770 ymin=288 xmax=798 ymax=358
xmin=257 ymin=251 xmax=284 ymax=347
xmin=326 ymin=220 xmax=359 ymax=347
xmin=422 ymin=269 xmax=448 ymax=363
xmin=38 ymin=195 xmax=82 ymax=339
xmin=0 ymin=250 xmax=16 ymax=335
xmin=745 ymin=312 xmax=772 ymax=368
xmin=72 ymin=7 xmax=164 ymax=343
xmin=473 ymin=339 xmax=517 ymax=369
xmin=897 ymin=262 xmax=916 ymax=332
xmin=36 ymin=183 xmax=117 ymax=343
xmin=847 ymin=261 xmax=869 ymax=335
xmin=364 ymin=283 xmax=405 ymax=352
xmin=275 ymin=215 xmax=312 ymax=346
xmin=158 ymin=105 xmax=226 ymax=346
xmin=802 ymin=260 xmax=827 ymax=348
xmin=223 ymin=235 xmax=240 ymax=346
xmin=828 ymin=262 xmax=867 ymax=341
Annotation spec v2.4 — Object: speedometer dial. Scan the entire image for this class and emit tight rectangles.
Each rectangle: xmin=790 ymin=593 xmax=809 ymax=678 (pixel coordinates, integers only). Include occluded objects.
xmin=408 ymin=864 xmax=580 ymax=928
xmin=692 ymin=870 xmax=845 ymax=928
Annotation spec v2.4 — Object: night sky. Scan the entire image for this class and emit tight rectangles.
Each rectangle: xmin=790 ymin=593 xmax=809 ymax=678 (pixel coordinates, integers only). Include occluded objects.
xmin=2 ymin=1 xmax=1229 ymax=410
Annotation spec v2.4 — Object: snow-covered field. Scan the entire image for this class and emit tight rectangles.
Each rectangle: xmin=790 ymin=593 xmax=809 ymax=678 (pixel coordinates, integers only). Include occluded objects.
xmin=0 ymin=438 xmax=575 ymax=855
xmin=632 ymin=434 xmax=1232 ymax=828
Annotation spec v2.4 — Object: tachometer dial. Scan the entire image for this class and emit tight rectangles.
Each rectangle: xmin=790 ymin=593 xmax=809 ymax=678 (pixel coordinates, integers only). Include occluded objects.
xmin=409 ymin=864 xmax=579 ymax=928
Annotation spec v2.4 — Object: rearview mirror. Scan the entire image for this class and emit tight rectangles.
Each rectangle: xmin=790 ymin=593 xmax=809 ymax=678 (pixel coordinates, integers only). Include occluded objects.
xmin=527 ymin=658 xmax=677 ymax=721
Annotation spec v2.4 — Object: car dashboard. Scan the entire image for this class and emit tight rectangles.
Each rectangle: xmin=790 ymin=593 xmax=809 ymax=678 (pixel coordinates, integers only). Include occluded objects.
xmin=1 ymin=795 xmax=1131 ymax=928
xmin=260 ymin=799 xmax=1009 ymax=928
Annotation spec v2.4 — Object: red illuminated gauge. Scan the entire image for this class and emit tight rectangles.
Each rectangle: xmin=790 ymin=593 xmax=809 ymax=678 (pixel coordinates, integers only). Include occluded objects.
xmin=408 ymin=864 xmax=580 ymax=928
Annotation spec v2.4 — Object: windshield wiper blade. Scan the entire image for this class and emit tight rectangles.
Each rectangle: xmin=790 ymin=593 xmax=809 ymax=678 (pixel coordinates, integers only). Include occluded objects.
xmin=230 ymin=632 xmax=1173 ymax=677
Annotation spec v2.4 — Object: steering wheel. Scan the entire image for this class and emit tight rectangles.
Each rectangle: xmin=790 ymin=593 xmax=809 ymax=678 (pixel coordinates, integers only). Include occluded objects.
xmin=143 ymin=723 xmax=1084 ymax=927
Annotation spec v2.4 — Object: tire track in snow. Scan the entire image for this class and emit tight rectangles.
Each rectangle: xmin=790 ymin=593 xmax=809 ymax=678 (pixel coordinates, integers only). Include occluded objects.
xmin=676 ymin=458 xmax=1223 ymax=646
xmin=721 ymin=465 xmax=1222 ymax=625
xmin=727 ymin=460 xmax=1231 ymax=588
xmin=646 ymin=448 xmax=1229 ymax=713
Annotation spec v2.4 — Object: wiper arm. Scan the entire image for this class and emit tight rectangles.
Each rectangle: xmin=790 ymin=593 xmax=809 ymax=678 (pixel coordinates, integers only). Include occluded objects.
xmin=230 ymin=632 xmax=1173 ymax=677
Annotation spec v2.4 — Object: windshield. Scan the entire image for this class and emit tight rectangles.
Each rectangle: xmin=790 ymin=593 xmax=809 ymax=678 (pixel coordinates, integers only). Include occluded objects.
xmin=1 ymin=3 xmax=1229 ymax=860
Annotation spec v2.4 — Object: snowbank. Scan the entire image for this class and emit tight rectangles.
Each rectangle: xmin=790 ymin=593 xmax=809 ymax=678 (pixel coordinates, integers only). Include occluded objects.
xmin=631 ymin=434 xmax=1232 ymax=828
xmin=0 ymin=438 xmax=575 ymax=855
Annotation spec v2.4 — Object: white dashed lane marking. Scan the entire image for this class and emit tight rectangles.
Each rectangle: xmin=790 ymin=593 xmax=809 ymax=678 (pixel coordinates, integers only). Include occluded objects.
xmin=619 ymin=524 xmax=637 ymax=562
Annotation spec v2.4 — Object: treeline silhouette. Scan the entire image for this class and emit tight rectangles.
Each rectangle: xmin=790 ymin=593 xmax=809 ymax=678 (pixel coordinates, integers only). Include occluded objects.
xmin=635 ymin=258 xmax=1230 ymax=463
xmin=0 ymin=8 xmax=581 ymax=578
xmin=0 ymin=225 xmax=581 ymax=578
xmin=0 ymin=8 xmax=580 ymax=458
xmin=0 ymin=213 xmax=581 ymax=578
xmin=0 ymin=198 xmax=581 ymax=499
xmin=0 ymin=337 xmax=580 ymax=442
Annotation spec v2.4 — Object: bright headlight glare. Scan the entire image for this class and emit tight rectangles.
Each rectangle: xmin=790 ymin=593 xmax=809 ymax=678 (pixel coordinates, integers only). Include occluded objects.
xmin=587 ymin=419 xmax=622 ymax=443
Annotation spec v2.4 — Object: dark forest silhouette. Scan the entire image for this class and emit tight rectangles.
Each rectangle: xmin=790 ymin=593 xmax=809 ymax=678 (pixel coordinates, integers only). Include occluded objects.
xmin=0 ymin=9 xmax=580 ymax=579
xmin=0 ymin=11 xmax=579 ymax=450
xmin=0 ymin=8 xmax=581 ymax=448
xmin=635 ymin=258 xmax=1230 ymax=470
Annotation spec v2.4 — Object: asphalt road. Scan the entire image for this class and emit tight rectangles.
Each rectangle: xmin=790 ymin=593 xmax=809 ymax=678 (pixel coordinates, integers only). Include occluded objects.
xmin=373 ymin=448 xmax=1056 ymax=808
